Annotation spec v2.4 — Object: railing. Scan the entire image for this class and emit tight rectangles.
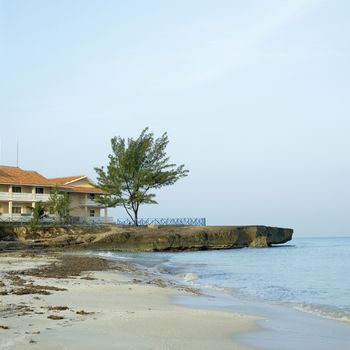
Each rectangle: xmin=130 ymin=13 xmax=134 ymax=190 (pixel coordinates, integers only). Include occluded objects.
xmin=79 ymin=199 xmax=103 ymax=206
xmin=116 ymin=217 xmax=206 ymax=226
xmin=35 ymin=194 xmax=51 ymax=202
xmin=0 ymin=192 xmax=10 ymax=200
xmin=0 ymin=214 xmax=114 ymax=224
xmin=0 ymin=214 xmax=32 ymax=222
xmin=75 ymin=216 xmax=114 ymax=224
xmin=0 ymin=192 xmax=51 ymax=202
xmin=12 ymin=193 xmax=34 ymax=201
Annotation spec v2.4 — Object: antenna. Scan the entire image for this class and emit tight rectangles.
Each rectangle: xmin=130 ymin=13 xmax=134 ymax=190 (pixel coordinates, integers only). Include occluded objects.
xmin=16 ymin=140 xmax=19 ymax=167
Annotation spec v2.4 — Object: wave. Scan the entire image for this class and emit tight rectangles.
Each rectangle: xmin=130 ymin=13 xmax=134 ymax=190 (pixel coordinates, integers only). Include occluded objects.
xmin=90 ymin=251 xmax=133 ymax=260
xmin=293 ymin=303 xmax=350 ymax=324
xmin=177 ymin=272 xmax=199 ymax=282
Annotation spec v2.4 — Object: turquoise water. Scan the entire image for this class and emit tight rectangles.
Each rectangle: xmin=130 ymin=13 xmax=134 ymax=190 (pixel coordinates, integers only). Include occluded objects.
xmin=94 ymin=236 xmax=350 ymax=323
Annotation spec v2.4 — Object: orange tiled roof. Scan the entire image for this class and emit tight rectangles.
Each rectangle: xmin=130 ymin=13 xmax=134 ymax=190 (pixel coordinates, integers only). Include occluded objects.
xmin=0 ymin=166 xmax=53 ymax=186
xmin=49 ymin=176 xmax=86 ymax=185
xmin=0 ymin=166 xmax=104 ymax=193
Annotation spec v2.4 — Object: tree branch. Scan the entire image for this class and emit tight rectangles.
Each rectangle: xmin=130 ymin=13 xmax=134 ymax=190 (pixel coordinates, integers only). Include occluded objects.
xmin=123 ymin=203 xmax=135 ymax=224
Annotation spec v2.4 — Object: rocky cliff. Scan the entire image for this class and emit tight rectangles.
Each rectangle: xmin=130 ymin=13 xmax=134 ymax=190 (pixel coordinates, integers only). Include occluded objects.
xmin=0 ymin=224 xmax=293 ymax=251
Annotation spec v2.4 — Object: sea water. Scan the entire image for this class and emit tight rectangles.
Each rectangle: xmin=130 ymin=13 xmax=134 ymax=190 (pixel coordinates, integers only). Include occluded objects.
xmin=94 ymin=236 xmax=350 ymax=323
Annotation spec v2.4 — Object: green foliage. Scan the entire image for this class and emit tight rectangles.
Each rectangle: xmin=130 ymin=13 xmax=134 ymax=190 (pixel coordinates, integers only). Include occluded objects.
xmin=95 ymin=127 xmax=189 ymax=225
xmin=49 ymin=186 xmax=72 ymax=224
xmin=30 ymin=201 xmax=45 ymax=229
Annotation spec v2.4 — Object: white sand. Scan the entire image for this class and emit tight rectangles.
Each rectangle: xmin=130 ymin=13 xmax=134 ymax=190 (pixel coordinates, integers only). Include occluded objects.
xmin=0 ymin=254 xmax=258 ymax=350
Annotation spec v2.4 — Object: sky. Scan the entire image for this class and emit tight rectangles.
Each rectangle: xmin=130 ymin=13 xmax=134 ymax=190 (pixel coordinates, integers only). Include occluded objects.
xmin=0 ymin=0 xmax=349 ymax=236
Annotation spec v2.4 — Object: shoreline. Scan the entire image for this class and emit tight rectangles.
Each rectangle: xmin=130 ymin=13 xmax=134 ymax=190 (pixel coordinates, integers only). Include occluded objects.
xmin=172 ymin=288 xmax=350 ymax=350
xmin=0 ymin=251 xmax=259 ymax=350
xmin=2 ymin=249 xmax=350 ymax=350
xmin=90 ymin=249 xmax=350 ymax=350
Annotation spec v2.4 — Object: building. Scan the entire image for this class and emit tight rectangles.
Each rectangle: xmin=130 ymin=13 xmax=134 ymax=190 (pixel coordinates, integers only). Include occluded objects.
xmin=0 ymin=165 xmax=112 ymax=224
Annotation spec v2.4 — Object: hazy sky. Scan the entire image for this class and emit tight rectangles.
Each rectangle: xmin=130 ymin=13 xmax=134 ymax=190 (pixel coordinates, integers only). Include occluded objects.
xmin=1 ymin=0 xmax=349 ymax=235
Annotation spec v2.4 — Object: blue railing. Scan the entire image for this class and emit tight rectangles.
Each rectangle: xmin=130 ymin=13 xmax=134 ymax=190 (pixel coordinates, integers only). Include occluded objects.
xmin=116 ymin=217 xmax=206 ymax=226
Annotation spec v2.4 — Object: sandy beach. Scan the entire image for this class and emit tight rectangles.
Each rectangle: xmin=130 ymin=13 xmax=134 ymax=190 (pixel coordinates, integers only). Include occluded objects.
xmin=0 ymin=252 xmax=258 ymax=350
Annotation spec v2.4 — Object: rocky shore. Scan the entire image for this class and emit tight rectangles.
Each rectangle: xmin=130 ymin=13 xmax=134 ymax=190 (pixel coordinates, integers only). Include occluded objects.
xmin=0 ymin=224 xmax=293 ymax=252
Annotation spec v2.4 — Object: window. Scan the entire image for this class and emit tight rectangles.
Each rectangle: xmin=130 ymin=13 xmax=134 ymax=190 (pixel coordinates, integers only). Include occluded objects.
xmin=89 ymin=209 xmax=95 ymax=217
xmin=35 ymin=187 xmax=44 ymax=194
xmin=12 ymin=207 xmax=22 ymax=214
xmin=12 ymin=186 xmax=22 ymax=193
xmin=88 ymin=193 xmax=95 ymax=200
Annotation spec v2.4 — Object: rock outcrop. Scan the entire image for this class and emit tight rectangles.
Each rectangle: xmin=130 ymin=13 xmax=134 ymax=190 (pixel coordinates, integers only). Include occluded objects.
xmin=0 ymin=224 xmax=293 ymax=252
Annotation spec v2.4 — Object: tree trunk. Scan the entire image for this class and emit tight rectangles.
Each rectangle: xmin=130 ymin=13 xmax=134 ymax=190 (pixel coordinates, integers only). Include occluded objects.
xmin=134 ymin=209 xmax=138 ymax=226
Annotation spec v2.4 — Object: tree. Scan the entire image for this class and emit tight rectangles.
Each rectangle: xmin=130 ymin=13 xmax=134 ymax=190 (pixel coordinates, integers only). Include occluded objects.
xmin=30 ymin=201 xmax=46 ymax=230
xmin=95 ymin=127 xmax=189 ymax=226
xmin=49 ymin=186 xmax=71 ymax=224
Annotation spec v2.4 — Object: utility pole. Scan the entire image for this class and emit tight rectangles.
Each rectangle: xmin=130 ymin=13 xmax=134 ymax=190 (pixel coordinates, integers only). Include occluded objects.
xmin=16 ymin=140 xmax=19 ymax=167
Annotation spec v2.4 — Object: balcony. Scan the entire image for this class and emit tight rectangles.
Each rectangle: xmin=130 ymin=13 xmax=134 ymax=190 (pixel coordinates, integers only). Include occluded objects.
xmin=12 ymin=193 xmax=35 ymax=201
xmin=0 ymin=192 xmax=51 ymax=202
xmin=35 ymin=194 xmax=51 ymax=202
xmin=0 ymin=192 xmax=10 ymax=200
xmin=79 ymin=199 xmax=103 ymax=207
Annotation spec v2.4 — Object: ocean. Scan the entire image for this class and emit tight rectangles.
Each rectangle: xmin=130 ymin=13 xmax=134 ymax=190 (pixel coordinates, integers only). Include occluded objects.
xmin=92 ymin=236 xmax=350 ymax=349
xmin=94 ymin=236 xmax=350 ymax=324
